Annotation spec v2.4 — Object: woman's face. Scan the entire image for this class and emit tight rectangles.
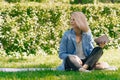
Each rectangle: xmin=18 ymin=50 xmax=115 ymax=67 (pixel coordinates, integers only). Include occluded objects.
xmin=70 ymin=15 xmax=78 ymax=28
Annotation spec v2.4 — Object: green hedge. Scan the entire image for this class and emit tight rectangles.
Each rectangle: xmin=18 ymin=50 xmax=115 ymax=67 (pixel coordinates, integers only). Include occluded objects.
xmin=0 ymin=3 xmax=120 ymax=56
xmin=3 ymin=0 xmax=120 ymax=3
xmin=3 ymin=0 xmax=69 ymax=3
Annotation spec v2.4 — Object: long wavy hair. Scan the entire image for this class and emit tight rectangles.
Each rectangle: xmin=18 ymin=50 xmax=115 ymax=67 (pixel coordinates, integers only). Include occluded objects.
xmin=71 ymin=12 xmax=89 ymax=30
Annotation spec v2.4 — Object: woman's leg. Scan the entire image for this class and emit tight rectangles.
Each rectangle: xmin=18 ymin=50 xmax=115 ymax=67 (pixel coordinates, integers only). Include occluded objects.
xmin=83 ymin=47 xmax=103 ymax=70
xmin=65 ymin=55 xmax=82 ymax=71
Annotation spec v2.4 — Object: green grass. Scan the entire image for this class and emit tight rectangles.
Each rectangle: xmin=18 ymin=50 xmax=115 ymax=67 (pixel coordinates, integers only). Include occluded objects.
xmin=0 ymin=54 xmax=62 ymax=68
xmin=0 ymin=49 xmax=120 ymax=80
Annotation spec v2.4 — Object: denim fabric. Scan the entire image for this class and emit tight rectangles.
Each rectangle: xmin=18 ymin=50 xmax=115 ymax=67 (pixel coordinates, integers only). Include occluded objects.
xmin=57 ymin=28 xmax=94 ymax=70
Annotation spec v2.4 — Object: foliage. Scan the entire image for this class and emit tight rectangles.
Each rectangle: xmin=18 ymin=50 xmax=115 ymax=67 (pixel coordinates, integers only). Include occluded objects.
xmin=3 ymin=0 xmax=69 ymax=3
xmin=0 ymin=2 xmax=120 ymax=55
xmin=3 ymin=0 xmax=120 ymax=3
xmin=70 ymin=0 xmax=94 ymax=4
xmin=99 ymin=0 xmax=120 ymax=3
xmin=70 ymin=0 xmax=120 ymax=4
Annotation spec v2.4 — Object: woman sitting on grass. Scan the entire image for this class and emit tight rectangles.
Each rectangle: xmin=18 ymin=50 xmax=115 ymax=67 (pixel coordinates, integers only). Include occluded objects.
xmin=57 ymin=12 xmax=115 ymax=72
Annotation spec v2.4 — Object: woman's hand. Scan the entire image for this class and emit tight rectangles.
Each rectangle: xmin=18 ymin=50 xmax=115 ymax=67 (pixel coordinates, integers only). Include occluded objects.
xmin=99 ymin=41 xmax=106 ymax=48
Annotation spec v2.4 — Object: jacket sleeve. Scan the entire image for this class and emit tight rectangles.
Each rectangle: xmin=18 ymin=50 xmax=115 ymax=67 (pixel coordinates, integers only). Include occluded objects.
xmin=83 ymin=30 xmax=94 ymax=56
xmin=88 ymin=32 xmax=94 ymax=53
xmin=59 ymin=32 xmax=70 ymax=60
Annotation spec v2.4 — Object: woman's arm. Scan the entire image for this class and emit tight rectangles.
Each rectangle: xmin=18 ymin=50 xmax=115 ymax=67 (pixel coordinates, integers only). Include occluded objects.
xmin=82 ymin=30 xmax=94 ymax=56
xmin=59 ymin=33 xmax=69 ymax=60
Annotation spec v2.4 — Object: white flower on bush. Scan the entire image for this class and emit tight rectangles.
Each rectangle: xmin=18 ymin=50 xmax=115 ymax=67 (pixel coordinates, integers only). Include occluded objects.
xmin=33 ymin=16 xmax=38 ymax=21
xmin=36 ymin=47 xmax=47 ymax=56
xmin=10 ymin=52 xmax=21 ymax=59
xmin=11 ymin=27 xmax=18 ymax=33
xmin=0 ymin=43 xmax=7 ymax=56
xmin=50 ymin=40 xmax=54 ymax=44
xmin=0 ymin=16 xmax=4 ymax=26
xmin=22 ymin=52 xmax=27 ymax=58
xmin=50 ymin=48 xmax=57 ymax=54
xmin=15 ymin=52 xmax=21 ymax=59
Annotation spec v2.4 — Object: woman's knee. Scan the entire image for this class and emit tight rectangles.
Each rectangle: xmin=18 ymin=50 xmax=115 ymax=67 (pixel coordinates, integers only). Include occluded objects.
xmin=66 ymin=55 xmax=79 ymax=63
xmin=66 ymin=55 xmax=75 ymax=62
xmin=66 ymin=55 xmax=83 ymax=65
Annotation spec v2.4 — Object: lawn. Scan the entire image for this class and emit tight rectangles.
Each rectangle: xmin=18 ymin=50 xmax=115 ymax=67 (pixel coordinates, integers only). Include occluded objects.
xmin=0 ymin=49 xmax=120 ymax=80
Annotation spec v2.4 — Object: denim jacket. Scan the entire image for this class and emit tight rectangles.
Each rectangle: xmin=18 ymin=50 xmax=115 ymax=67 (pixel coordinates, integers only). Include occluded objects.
xmin=57 ymin=28 xmax=94 ymax=70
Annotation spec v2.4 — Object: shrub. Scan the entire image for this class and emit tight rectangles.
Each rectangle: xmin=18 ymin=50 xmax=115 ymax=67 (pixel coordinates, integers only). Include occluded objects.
xmin=4 ymin=0 xmax=69 ymax=3
xmin=0 ymin=3 xmax=120 ymax=56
